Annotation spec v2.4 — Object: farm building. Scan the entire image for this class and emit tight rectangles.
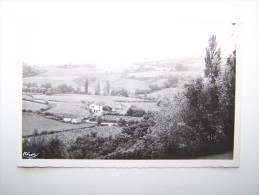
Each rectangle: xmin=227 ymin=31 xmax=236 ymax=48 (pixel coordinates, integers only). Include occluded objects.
xmin=71 ymin=116 xmax=83 ymax=124
xmin=63 ymin=117 xmax=72 ymax=122
xmin=89 ymin=102 xmax=103 ymax=114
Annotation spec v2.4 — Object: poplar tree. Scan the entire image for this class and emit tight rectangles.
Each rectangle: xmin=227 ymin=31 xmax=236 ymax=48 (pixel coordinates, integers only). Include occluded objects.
xmin=204 ymin=35 xmax=221 ymax=83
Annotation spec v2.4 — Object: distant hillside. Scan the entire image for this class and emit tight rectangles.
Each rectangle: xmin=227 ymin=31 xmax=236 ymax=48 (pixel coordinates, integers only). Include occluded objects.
xmin=23 ymin=64 xmax=45 ymax=78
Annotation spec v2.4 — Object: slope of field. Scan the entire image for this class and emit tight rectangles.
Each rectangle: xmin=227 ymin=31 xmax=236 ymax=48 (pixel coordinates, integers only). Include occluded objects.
xmin=22 ymin=100 xmax=49 ymax=111
xmin=48 ymin=102 xmax=90 ymax=118
xmin=22 ymin=94 xmax=34 ymax=100
xmin=22 ymin=113 xmax=94 ymax=136
xmin=32 ymin=94 xmax=158 ymax=114
xmin=23 ymin=66 xmax=98 ymax=88
xmin=23 ymin=76 xmax=79 ymax=88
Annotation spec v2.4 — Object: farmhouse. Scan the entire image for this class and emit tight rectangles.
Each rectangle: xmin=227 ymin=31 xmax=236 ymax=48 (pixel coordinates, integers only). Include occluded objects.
xmin=89 ymin=102 xmax=103 ymax=114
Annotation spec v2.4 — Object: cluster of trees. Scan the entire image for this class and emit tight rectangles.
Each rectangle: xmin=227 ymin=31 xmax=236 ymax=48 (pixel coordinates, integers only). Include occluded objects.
xmin=150 ymin=35 xmax=236 ymax=157
xmin=135 ymin=76 xmax=179 ymax=96
xmin=85 ymin=79 xmax=111 ymax=96
xmin=126 ymin=105 xmax=146 ymax=117
xmin=111 ymin=88 xmax=129 ymax=97
xmin=23 ymin=63 xmax=43 ymax=77
xmin=23 ymin=82 xmax=82 ymax=95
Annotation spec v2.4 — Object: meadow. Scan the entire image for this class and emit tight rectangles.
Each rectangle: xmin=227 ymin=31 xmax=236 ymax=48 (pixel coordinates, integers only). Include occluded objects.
xmin=22 ymin=113 xmax=95 ymax=136
xmin=22 ymin=100 xmax=49 ymax=112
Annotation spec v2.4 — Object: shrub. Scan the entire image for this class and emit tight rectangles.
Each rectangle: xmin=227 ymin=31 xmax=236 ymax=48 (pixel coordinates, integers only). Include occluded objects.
xmin=41 ymin=130 xmax=49 ymax=135
xmin=68 ymin=134 xmax=118 ymax=159
xmin=126 ymin=105 xmax=146 ymax=117
xmin=102 ymin=105 xmax=112 ymax=112
xmin=118 ymin=118 xmax=126 ymax=127
xmin=97 ymin=116 xmax=102 ymax=125
xmin=149 ymin=84 xmax=161 ymax=92
xmin=33 ymin=129 xmax=39 ymax=136
xmin=22 ymin=136 xmax=67 ymax=159
xmin=111 ymin=88 xmax=129 ymax=97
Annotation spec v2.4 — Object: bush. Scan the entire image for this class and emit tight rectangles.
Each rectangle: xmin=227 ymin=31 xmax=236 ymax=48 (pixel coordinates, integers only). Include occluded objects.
xmin=97 ymin=116 xmax=102 ymax=125
xmin=118 ymin=118 xmax=126 ymax=127
xmin=68 ymin=134 xmax=118 ymax=159
xmin=149 ymin=84 xmax=161 ymax=92
xmin=22 ymin=136 xmax=67 ymax=159
xmin=33 ymin=129 xmax=39 ymax=136
xmin=126 ymin=105 xmax=146 ymax=117
xmin=102 ymin=105 xmax=112 ymax=112
xmin=111 ymin=88 xmax=129 ymax=97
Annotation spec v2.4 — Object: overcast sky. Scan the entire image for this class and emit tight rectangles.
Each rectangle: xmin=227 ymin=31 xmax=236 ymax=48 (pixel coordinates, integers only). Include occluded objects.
xmin=4 ymin=1 xmax=237 ymax=69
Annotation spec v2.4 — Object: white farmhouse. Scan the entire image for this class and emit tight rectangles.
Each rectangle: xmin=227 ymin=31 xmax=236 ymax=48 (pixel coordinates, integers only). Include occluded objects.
xmin=89 ymin=102 xmax=103 ymax=114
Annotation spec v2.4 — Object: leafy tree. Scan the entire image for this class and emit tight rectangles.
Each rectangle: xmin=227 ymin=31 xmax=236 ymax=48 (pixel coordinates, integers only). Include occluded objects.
xmin=149 ymin=84 xmax=160 ymax=91
xmin=204 ymin=35 xmax=221 ymax=83
xmin=41 ymin=83 xmax=52 ymax=89
xmin=97 ymin=116 xmax=102 ymax=125
xmin=217 ymin=49 xmax=236 ymax=143
xmin=126 ymin=105 xmax=146 ymax=117
xmin=56 ymin=84 xmax=74 ymax=94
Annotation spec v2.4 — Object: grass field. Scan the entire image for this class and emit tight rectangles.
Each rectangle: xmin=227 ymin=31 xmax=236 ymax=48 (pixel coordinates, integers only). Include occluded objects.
xmin=22 ymin=113 xmax=94 ymax=136
xmin=33 ymin=94 xmax=150 ymax=103
xmin=22 ymin=100 xmax=49 ymax=111
xmin=31 ymin=94 xmax=158 ymax=114
xmin=47 ymin=102 xmax=90 ymax=118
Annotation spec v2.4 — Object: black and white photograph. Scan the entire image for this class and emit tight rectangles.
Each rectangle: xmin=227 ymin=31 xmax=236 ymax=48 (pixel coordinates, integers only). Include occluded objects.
xmin=17 ymin=2 xmax=240 ymax=167
xmin=2 ymin=1 xmax=259 ymax=194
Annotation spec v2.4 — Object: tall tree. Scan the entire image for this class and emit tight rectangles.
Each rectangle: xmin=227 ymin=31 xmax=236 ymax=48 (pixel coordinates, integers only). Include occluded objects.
xmin=217 ymin=49 xmax=236 ymax=143
xmin=94 ymin=81 xmax=100 ymax=95
xmin=85 ymin=79 xmax=88 ymax=95
xmin=204 ymin=35 xmax=221 ymax=83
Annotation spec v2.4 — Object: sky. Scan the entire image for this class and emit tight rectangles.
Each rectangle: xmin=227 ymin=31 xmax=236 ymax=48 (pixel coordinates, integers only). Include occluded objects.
xmin=3 ymin=1 xmax=238 ymax=70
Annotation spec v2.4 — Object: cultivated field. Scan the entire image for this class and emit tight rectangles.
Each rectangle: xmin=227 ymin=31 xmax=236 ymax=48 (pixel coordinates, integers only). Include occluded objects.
xmin=22 ymin=100 xmax=49 ymax=112
xmin=22 ymin=113 xmax=95 ymax=136
xmin=47 ymin=101 xmax=90 ymax=118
